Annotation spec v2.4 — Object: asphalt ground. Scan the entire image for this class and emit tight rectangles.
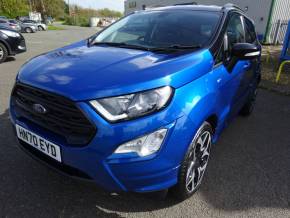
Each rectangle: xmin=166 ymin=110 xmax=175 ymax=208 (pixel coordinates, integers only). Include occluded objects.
xmin=0 ymin=25 xmax=290 ymax=218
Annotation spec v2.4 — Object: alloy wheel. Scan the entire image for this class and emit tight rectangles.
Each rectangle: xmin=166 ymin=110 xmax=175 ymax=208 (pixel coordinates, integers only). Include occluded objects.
xmin=0 ymin=47 xmax=3 ymax=60
xmin=185 ymin=131 xmax=211 ymax=193
xmin=26 ymin=28 xmax=32 ymax=33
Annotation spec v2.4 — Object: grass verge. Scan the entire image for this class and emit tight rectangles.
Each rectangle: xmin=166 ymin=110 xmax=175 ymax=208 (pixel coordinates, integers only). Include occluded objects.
xmin=47 ymin=25 xmax=65 ymax=31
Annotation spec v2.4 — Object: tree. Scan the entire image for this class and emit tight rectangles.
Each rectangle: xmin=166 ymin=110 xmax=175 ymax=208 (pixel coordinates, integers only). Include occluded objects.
xmin=0 ymin=0 xmax=29 ymax=17
xmin=0 ymin=0 xmax=123 ymax=20
xmin=98 ymin=8 xmax=122 ymax=17
xmin=31 ymin=0 xmax=66 ymax=18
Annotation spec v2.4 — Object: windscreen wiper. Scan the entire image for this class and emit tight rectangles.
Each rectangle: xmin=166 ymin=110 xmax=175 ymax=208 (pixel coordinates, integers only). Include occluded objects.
xmin=91 ymin=42 xmax=126 ymax=47
xmin=91 ymin=42 xmax=202 ymax=53
xmin=91 ymin=42 xmax=151 ymax=51
xmin=150 ymin=44 xmax=202 ymax=52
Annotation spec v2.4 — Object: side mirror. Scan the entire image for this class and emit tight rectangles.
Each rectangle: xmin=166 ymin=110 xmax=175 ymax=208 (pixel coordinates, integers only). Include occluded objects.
xmin=232 ymin=43 xmax=260 ymax=60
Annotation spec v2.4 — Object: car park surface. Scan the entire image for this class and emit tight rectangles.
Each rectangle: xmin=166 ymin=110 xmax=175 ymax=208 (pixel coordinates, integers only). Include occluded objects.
xmin=0 ymin=25 xmax=290 ymax=217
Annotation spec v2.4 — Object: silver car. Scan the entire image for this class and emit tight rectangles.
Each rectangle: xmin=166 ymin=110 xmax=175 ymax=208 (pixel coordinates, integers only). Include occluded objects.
xmin=17 ymin=20 xmax=37 ymax=33
xmin=8 ymin=20 xmax=22 ymax=32
xmin=0 ymin=19 xmax=21 ymax=32
xmin=22 ymin=20 xmax=47 ymax=31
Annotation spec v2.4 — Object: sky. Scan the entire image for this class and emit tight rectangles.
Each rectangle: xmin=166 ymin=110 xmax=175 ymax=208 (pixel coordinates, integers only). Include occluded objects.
xmin=66 ymin=0 xmax=125 ymax=12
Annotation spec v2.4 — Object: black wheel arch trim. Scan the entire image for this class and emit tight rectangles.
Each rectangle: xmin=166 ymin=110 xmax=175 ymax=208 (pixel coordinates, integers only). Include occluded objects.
xmin=0 ymin=39 xmax=12 ymax=55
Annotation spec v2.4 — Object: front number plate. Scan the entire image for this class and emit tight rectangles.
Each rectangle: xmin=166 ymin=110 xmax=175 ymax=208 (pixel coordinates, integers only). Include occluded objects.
xmin=16 ymin=124 xmax=62 ymax=162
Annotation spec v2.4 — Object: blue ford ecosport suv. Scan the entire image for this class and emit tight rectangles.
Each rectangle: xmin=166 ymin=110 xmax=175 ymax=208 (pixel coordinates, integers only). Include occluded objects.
xmin=10 ymin=4 xmax=261 ymax=200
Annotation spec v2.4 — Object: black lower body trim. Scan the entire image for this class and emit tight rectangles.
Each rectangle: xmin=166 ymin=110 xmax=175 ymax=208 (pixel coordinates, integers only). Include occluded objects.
xmin=17 ymin=139 xmax=93 ymax=181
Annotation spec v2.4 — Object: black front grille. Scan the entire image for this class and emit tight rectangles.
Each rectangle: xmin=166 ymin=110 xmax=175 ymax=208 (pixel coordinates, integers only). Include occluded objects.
xmin=12 ymin=83 xmax=96 ymax=146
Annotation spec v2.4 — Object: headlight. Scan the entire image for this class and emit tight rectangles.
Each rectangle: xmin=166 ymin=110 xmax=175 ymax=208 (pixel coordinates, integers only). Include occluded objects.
xmin=114 ymin=129 xmax=168 ymax=157
xmin=0 ymin=30 xmax=20 ymax=38
xmin=90 ymin=86 xmax=173 ymax=122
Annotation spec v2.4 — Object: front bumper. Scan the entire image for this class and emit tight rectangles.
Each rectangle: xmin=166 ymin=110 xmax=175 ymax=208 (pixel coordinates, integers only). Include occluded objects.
xmin=8 ymin=35 xmax=26 ymax=55
xmin=9 ymin=87 xmax=198 ymax=192
xmin=42 ymin=25 xmax=47 ymax=30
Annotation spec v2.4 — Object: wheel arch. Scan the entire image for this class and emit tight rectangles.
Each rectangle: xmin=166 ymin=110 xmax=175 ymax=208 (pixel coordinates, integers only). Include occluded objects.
xmin=0 ymin=39 xmax=12 ymax=55
xmin=205 ymin=114 xmax=218 ymax=134
xmin=25 ymin=27 xmax=32 ymax=32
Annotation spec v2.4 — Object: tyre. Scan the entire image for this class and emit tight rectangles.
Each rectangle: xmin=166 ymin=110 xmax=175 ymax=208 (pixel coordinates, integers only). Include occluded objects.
xmin=0 ymin=43 xmax=8 ymax=63
xmin=240 ymin=88 xmax=258 ymax=116
xmin=169 ymin=121 xmax=213 ymax=201
xmin=38 ymin=26 xmax=44 ymax=31
xmin=25 ymin=27 xmax=33 ymax=33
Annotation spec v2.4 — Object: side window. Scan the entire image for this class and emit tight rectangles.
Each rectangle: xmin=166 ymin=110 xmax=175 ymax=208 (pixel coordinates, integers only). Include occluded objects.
xmin=215 ymin=14 xmax=246 ymax=64
xmin=225 ymin=14 xmax=245 ymax=60
xmin=244 ymin=18 xmax=257 ymax=43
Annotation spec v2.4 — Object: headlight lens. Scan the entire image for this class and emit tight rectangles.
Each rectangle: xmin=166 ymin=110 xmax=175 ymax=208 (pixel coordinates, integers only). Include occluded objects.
xmin=0 ymin=30 xmax=20 ymax=38
xmin=90 ymin=86 xmax=173 ymax=122
xmin=114 ymin=129 xmax=168 ymax=157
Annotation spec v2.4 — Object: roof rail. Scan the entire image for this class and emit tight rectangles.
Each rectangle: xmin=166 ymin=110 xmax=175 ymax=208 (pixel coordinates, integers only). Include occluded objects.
xmin=174 ymin=2 xmax=198 ymax=6
xmin=144 ymin=4 xmax=165 ymax=9
xmin=144 ymin=2 xmax=197 ymax=9
xmin=222 ymin=3 xmax=244 ymax=12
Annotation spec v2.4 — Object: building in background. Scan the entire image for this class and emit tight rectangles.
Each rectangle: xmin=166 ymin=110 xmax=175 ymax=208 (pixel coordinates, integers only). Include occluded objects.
xmin=124 ymin=0 xmax=290 ymax=44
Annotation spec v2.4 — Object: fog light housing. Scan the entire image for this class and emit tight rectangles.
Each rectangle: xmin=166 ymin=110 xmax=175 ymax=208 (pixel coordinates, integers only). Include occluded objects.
xmin=114 ymin=129 xmax=168 ymax=157
xmin=18 ymin=45 xmax=25 ymax=50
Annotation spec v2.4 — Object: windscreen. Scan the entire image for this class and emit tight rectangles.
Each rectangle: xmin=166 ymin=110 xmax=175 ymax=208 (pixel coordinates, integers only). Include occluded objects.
xmin=94 ymin=10 xmax=221 ymax=48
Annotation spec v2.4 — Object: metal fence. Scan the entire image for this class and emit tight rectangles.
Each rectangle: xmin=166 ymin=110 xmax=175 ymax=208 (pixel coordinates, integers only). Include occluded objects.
xmin=269 ymin=20 xmax=289 ymax=45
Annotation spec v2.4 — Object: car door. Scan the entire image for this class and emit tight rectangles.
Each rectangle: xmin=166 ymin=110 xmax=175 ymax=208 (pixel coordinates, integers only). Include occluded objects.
xmin=243 ymin=16 xmax=261 ymax=92
xmin=211 ymin=13 xmax=252 ymax=123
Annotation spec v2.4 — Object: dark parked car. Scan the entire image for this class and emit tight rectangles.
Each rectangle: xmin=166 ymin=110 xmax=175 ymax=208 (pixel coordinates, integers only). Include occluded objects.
xmin=0 ymin=27 xmax=26 ymax=63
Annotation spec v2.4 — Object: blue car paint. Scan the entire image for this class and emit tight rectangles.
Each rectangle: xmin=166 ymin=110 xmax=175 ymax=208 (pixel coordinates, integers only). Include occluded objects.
xmin=17 ymin=40 xmax=214 ymax=100
xmin=9 ymin=23 xmax=259 ymax=193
